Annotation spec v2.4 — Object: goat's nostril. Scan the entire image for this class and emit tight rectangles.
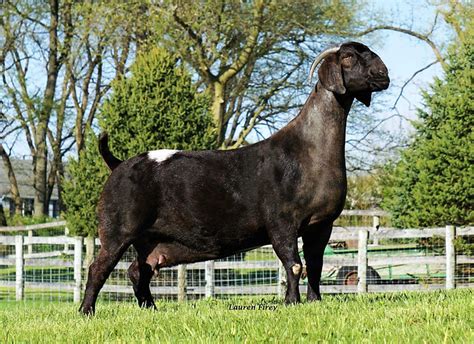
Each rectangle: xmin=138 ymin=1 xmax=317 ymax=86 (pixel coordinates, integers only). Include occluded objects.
xmin=369 ymin=69 xmax=384 ymax=77
xmin=370 ymin=69 xmax=388 ymax=79
xmin=374 ymin=70 xmax=386 ymax=77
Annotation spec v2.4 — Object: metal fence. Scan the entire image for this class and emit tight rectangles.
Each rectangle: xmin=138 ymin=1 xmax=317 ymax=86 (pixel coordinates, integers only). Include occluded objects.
xmin=0 ymin=217 xmax=473 ymax=303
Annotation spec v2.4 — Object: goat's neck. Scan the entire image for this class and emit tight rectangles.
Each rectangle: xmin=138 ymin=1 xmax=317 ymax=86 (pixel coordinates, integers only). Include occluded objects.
xmin=290 ymin=83 xmax=353 ymax=168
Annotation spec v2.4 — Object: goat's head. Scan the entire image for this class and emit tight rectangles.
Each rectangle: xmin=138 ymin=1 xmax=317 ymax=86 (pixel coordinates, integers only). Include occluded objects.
xmin=310 ymin=42 xmax=390 ymax=106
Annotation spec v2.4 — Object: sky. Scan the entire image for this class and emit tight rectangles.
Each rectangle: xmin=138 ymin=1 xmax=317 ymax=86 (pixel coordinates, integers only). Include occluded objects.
xmin=239 ymin=1 xmax=451 ymax=156
xmin=333 ymin=0 xmax=450 ymax=168
xmin=361 ymin=0 xmax=447 ymax=123
xmin=5 ymin=0 xmax=452 ymax=159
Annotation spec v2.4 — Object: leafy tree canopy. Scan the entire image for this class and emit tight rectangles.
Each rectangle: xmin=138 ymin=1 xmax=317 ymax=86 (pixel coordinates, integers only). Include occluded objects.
xmin=151 ymin=0 xmax=359 ymax=147
xmin=382 ymin=21 xmax=473 ymax=227
xmin=100 ymin=48 xmax=216 ymax=159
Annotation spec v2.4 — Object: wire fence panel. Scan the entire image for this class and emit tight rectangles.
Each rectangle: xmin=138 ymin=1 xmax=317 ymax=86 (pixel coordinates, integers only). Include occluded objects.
xmin=0 ymin=223 xmax=473 ymax=303
xmin=0 ymin=238 xmax=16 ymax=301
xmin=23 ymin=242 xmax=74 ymax=303
xmin=0 ymin=236 xmax=76 ymax=302
xmin=98 ymin=245 xmax=281 ymax=302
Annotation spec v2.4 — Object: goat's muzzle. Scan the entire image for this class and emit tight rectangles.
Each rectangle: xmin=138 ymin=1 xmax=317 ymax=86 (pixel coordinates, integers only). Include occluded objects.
xmin=370 ymin=76 xmax=390 ymax=91
xmin=368 ymin=61 xmax=390 ymax=90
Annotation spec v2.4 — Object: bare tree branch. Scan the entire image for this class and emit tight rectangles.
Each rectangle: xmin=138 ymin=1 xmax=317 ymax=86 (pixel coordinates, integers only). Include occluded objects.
xmin=392 ymin=60 xmax=439 ymax=109
xmin=355 ymin=25 xmax=447 ymax=70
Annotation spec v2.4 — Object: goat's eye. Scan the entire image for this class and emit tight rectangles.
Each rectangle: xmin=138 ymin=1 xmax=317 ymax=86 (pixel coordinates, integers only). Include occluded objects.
xmin=341 ymin=55 xmax=353 ymax=67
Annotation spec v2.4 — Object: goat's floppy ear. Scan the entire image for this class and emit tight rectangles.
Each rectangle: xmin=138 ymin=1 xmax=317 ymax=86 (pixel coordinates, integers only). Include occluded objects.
xmin=355 ymin=91 xmax=372 ymax=107
xmin=318 ymin=54 xmax=346 ymax=94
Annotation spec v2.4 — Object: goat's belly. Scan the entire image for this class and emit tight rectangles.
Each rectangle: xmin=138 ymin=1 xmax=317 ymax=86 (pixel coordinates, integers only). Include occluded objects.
xmin=147 ymin=222 xmax=269 ymax=266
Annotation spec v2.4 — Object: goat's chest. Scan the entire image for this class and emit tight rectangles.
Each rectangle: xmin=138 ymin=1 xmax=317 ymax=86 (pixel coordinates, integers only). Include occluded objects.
xmin=304 ymin=169 xmax=347 ymax=221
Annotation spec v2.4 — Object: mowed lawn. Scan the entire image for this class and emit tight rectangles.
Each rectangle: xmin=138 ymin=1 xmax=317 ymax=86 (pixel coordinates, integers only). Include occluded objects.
xmin=1 ymin=290 xmax=473 ymax=343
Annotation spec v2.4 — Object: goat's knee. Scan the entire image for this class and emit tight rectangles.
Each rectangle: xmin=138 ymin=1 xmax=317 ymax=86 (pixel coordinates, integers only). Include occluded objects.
xmin=128 ymin=260 xmax=140 ymax=285
xmin=291 ymin=263 xmax=302 ymax=276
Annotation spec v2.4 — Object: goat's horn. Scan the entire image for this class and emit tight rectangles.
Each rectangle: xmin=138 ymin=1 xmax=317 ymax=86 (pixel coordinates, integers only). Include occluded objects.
xmin=308 ymin=47 xmax=340 ymax=82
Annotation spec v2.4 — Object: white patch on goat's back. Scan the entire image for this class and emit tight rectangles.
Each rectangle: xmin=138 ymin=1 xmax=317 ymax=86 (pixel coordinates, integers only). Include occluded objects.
xmin=148 ymin=149 xmax=180 ymax=163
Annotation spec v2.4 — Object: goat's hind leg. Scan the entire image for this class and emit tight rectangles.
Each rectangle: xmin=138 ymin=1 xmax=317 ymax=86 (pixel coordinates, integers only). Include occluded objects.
xmin=80 ymin=240 xmax=130 ymax=315
xmin=128 ymin=245 xmax=156 ymax=309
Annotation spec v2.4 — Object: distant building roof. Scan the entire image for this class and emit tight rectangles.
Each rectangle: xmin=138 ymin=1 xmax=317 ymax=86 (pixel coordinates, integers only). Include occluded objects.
xmin=0 ymin=159 xmax=59 ymax=200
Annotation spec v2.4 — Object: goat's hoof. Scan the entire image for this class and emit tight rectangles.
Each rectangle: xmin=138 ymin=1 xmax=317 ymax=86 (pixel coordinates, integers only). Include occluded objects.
xmin=139 ymin=301 xmax=157 ymax=310
xmin=284 ymin=298 xmax=301 ymax=306
xmin=306 ymin=295 xmax=322 ymax=302
xmin=79 ymin=305 xmax=95 ymax=317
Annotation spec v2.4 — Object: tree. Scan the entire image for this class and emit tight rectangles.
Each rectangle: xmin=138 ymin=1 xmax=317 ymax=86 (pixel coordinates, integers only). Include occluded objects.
xmin=0 ymin=144 xmax=22 ymax=215
xmin=1 ymin=0 xmax=69 ymax=216
xmin=100 ymin=48 xmax=216 ymax=159
xmin=151 ymin=0 xmax=359 ymax=148
xmin=382 ymin=20 xmax=473 ymax=227
xmin=346 ymin=172 xmax=384 ymax=210
xmin=1 ymin=0 xmax=140 ymax=216
xmin=61 ymin=128 xmax=109 ymax=238
xmin=63 ymin=47 xmax=216 ymax=238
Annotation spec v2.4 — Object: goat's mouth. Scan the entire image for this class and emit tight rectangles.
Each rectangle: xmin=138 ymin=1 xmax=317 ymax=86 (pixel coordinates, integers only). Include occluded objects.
xmin=370 ymin=78 xmax=390 ymax=91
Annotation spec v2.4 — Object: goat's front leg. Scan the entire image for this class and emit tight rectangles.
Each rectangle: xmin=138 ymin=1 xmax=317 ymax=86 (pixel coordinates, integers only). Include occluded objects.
xmin=268 ymin=222 xmax=302 ymax=304
xmin=302 ymin=221 xmax=332 ymax=301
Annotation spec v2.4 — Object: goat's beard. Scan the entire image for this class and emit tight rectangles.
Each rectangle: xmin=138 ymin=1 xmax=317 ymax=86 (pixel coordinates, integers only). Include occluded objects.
xmin=354 ymin=91 xmax=372 ymax=107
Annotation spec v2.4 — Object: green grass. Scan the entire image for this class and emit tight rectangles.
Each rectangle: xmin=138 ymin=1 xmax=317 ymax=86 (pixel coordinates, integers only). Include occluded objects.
xmin=244 ymin=250 xmax=275 ymax=261
xmin=0 ymin=290 xmax=473 ymax=343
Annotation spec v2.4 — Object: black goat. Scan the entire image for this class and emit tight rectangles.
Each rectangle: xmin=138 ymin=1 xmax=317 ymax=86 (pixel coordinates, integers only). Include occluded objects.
xmin=80 ymin=42 xmax=389 ymax=315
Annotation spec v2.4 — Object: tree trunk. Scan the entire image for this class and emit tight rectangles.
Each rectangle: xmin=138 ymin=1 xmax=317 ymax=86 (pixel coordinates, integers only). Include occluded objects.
xmin=212 ymin=81 xmax=226 ymax=147
xmin=44 ymin=158 xmax=58 ymax=216
xmin=0 ymin=144 xmax=22 ymax=215
xmin=56 ymin=161 xmax=65 ymax=214
xmin=45 ymin=131 xmax=60 ymax=215
xmin=33 ymin=135 xmax=48 ymax=217
xmin=34 ymin=0 xmax=60 ymax=217
xmin=0 ymin=204 xmax=7 ymax=226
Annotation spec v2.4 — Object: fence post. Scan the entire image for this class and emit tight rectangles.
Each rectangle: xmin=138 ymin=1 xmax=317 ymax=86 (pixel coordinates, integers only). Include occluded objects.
xmin=204 ymin=260 xmax=215 ymax=298
xmin=15 ymin=235 xmax=24 ymax=301
xmin=73 ymin=237 xmax=83 ymax=303
xmin=84 ymin=236 xmax=95 ymax=278
xmin=445 ymin=225 xmax=456 ymax=290
xmin=357 ymin=229 xmax=368 ymax=293
xmin=63 ymin=227 xmax=70 ymax=252
xmin=178 ymin=264 xmax=187 ymax=302
xmin=27 ymin=230 xmax=33 ymax=255
xmin=372 ymin=215 xmax=380 ymax=246
xmin=277 ymin=259 xmax=286 ymax=298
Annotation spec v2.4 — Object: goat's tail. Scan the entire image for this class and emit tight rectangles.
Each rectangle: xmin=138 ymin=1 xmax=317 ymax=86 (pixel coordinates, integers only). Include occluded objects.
xmin=98 ymin=132 xmax=122 ymax=171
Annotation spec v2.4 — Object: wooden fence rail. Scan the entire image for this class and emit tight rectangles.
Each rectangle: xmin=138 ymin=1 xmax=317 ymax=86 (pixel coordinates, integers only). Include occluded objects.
xmin=0 ymin=223 xmax=473 ymax=302
xmin=0 ymin=221 xmax=66 ymax=233
xmin=0 ymin=210 xmax=387 ymax=233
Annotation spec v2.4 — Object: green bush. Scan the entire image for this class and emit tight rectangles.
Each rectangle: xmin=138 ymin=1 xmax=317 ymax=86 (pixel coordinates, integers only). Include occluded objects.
xmin=382 ymin=24 xmax=473 ymax=228
xmin=62 ymin=128 xmax=109 ymax=237
xmin=63 ymin=47 xmax=216 ymax=237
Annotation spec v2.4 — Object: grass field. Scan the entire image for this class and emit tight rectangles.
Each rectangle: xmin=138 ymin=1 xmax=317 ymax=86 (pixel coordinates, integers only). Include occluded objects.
xmin=0 ymin=290 xmax=473 ymax=343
